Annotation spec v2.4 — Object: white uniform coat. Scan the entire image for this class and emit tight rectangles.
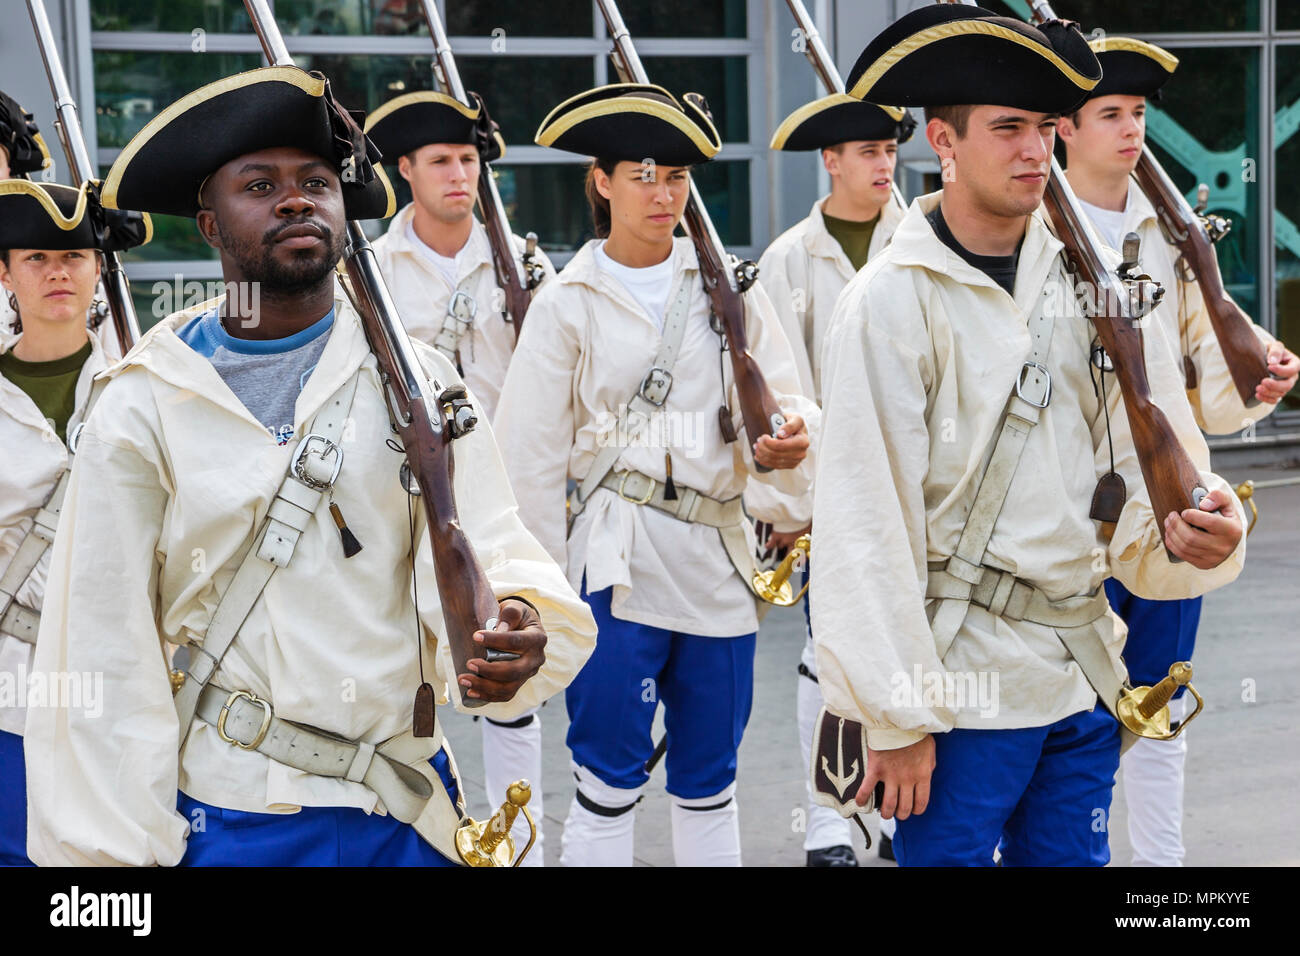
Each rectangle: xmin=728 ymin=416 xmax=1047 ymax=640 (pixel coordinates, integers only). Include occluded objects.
xmin=811 ymin=193 xmax=1245 ymax=751
xmin=0 ymin=329 xmax=107 ymax=737
xmin=371 ymin=203 xmax=556 ymax=421
xmin=24 ymin=291 xmax=596 ymax=866
xmin=493 ymin=237 xmax=819 ymax=638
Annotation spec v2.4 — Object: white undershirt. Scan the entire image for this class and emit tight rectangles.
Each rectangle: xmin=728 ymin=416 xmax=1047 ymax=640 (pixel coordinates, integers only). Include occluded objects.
xmin=593 ymin=240 xmax=675 ymax=332
xmin=406 ymin=219 xmax=463 ymax=289
xmin=1077 ymin=197 xmax=1129 ymax=253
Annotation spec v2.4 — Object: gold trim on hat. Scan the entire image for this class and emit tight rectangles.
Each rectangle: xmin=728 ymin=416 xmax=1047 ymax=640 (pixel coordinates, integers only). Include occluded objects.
xmin=372 ymin=162 xmax=397 ymax=219
xmin=849 ymin=20 xmax=1100 ymax=102
xmin=535 ymin=89 xmax=720 ymax=159
xmin=101 ymin=66 xmax=328 ymax=211
xmin=31 ymin=130 xmax=52 ymax=171
xmin=1088 ymin=36 xmax=1179 ymax=74
xmin=0 ymin=179 xmax=91 ymax=232
xmin=364 ymin=90 xmax=480 ymax=132
xmin=535 ymin=83 xmax=680 ymax=140
xmin=769 ymin=93 xmax=906 ymax=150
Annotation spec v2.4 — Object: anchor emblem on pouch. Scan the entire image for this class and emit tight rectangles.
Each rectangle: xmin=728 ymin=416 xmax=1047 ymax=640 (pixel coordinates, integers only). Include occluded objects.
xmin=821 ymin=717 xmax=859 ymax=798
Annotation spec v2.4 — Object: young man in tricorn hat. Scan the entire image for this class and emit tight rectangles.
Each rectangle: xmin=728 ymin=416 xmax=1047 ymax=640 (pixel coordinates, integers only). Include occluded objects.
xmin=24 ymin=65 xmax=596 ymax=867
xmin=810 ymin=4 xmax=1246 ymax=866
xmin=759 ymin=93 xmax=917 ymax=867
xmin=1058 ymin=34 xmax=1297 ymax=866
xmin=365 ymin=93 xmax=557 ymax=861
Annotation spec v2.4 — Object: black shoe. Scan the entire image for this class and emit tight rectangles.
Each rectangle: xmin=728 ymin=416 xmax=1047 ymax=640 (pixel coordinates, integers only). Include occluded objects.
xmin=806 ymin=845 xmax=859 ymax=867
xmin=878 ymin=833 xmax=895 ymax=862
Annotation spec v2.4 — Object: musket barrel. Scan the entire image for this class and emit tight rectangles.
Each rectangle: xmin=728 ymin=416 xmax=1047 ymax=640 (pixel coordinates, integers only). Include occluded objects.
xmin=420 ymin=0 xmax=469 ymax=103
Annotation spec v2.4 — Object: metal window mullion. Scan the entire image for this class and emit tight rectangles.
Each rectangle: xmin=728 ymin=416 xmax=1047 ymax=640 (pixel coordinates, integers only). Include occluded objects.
xmin=746 ymin=0 xmax=767 ymax=251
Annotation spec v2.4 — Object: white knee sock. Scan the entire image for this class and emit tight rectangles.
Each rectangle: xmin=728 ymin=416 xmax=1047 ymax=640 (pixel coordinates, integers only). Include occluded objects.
xmin=481 ymin=707 xmax=544 ymax=867
xmin=797 ymin=663 xmax=855 ymax=851
xmin=1121 ymin=695 xmax=1188 ymax=866
xmin=560 ymin=764 xmax=642 ymax=867
xmin=671 ymin=786 xmax=742 ymax=867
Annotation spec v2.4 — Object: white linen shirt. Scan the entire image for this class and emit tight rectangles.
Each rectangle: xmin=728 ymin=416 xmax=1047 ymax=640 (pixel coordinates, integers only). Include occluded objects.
xmin=758 ymin=194 xmax=906 ymax=402
xmin=493 ymin=237 xmax=819 ymax=638
xmin=371 ymin=203 xmax=556 ymax=421
xmin=811 ymin=192 xmax=1245 ymax=751
xmin=0 ymin=330 xmax=108 ymax=737
xmin=24 ymin=291 xmax=596 ymax=866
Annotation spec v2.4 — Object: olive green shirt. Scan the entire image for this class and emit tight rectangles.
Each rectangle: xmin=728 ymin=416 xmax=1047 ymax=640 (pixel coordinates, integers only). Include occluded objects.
xmin=821 ymin=210 xmax=880 ymax=273
xmin=0 ymin=340 xmax=92 ymax=443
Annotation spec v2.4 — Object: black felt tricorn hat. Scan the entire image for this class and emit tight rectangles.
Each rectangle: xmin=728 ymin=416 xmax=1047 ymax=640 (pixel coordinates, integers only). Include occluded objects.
xmin=0 ymin=180 xmax=152 ymax=252
xmin=771 ymin=94 xmax=916 ymax=151
xmin=1084 ymin=36 xmax=1178 ymax=102
xmin=535 ymin=83 xmax=721 ymax=166
xmin=0 ymin=90 xmax=52 ymax=178
xmin=846 ymin=4 xmax=1101 ymax=114
xmin=365 ymin=90 xmax=507 ymax=163
xmin=101 ymin=66 xmax=395 ymax=220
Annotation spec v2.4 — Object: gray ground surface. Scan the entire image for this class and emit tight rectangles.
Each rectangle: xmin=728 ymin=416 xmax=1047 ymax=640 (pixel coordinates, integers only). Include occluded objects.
xmin=441 ymin=464 xmax=1300 ymax=866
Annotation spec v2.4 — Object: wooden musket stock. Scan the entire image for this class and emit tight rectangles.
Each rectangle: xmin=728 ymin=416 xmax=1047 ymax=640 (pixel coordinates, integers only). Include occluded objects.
xmin=243 ymin=0 xmax=498 ymax=704
xmin=27 ymin=0 xmax=141 ymax=355
xmin=596 ymin=0 xmax=787 ymax=464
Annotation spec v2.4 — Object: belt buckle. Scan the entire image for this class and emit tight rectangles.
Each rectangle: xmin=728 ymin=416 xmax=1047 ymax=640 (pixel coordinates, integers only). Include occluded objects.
xmin=618 ymin=471 xmax=656 ymax=505
xmin=448 ymin=289 xmax=477 ymax=326
xmin=1016 ymin=361 xmax=1052 ymax=408
xmin=217 ymin=689 xmax=272 ymax=751
xmin=293 ymin=434 xmax=343 ymax=489
xmin=639 ymin=367 xmax=673 ymax=407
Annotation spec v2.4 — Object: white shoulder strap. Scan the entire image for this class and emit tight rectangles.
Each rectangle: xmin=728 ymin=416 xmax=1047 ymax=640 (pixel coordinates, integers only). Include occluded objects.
xmin=433 ymin=285 xmax=478 ymax=363
xmin=172 ymin=372 xmax=361 ymax=734
xmin=929 ymin=289 xmax=1059 ymax=660
xmin=570 ymin=280 xmax=694 ymax=519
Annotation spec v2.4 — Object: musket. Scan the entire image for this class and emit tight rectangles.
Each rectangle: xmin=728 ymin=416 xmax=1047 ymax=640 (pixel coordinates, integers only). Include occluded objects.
xmin=781 ymin=0 xmax=908 ymax=211
xmin=596 ymin=0 xmax=788 ymax=467
xmin=1024 ymin=0 xmax=1271 ymax=407
xmin=417 ymin=0 xmax=542 ymax=344
xmin=938 ymin=0 xmax=1207 ymax=551
xmin=27 ymin=0 xmax=141 ymax=354
xmin=242 ymin=0 xmax=501 ymax=709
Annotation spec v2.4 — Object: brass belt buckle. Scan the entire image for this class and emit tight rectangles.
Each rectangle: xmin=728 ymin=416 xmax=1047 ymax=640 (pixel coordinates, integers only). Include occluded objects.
xmin=217 ymin=689 xmax=272 ymax=750
xmin=618 ymin=471 xmax=656 ymax=505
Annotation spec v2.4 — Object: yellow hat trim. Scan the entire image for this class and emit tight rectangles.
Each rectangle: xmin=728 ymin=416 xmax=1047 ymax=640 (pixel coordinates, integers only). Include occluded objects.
xmin=1088 ymin=36 xmax=1179 ymax=74
xmin=770 ymin=93 xmax=905 ymax=149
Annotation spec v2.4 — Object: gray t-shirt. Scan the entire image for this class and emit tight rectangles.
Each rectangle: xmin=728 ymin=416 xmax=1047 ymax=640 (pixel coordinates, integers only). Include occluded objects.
xmin=177 ymin=307 xmax=334 ymax=444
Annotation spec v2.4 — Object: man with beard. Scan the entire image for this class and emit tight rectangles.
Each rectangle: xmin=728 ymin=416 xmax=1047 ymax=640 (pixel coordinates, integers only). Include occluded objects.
xmin=24 ymin=66 xmax=597 ymax=867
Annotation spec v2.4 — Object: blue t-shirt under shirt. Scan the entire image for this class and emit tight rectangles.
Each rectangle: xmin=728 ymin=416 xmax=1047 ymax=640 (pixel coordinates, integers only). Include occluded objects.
xmin=177 ymin=307 xmax=334 ymax=445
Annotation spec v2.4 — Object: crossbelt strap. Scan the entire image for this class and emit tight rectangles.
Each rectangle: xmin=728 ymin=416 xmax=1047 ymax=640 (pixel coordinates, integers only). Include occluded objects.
xmin=0 ymin=469 xmax=72 ymax=643
xmin=173 ymin=373 xmax=361 ymax=736
xmin=929 ymin=291 xmax=1058 ymax=660
xmin=433 ymin=286 xmax=478 ymax=363
xmin=570 ymin=281 xmax=694 ymax=520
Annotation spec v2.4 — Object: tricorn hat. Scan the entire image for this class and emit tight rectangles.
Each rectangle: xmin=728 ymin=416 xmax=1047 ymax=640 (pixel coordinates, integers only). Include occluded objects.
xmin=0 ymin=179 xmax=151 ymax=252
xmin=365 ymin=90 xmax=506 ymax=163
xmin=535 ymin=83 xmax=721 ymax=166
xmin=1084 ymin=36 xmax=1178 ymax=102
xmin=846 ymin=4 xmax=1101 ymax=115
xmin=101 ymin=66 xmax=395 ymax=220
xmin=0 ymin=90 xmax=52 ymax=178
xmin=771 ymin=94 xmax=916 ymax=151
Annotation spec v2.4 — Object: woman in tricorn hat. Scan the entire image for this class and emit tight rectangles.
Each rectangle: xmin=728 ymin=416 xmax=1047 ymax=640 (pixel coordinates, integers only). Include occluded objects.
xmin=494 ymin=83 xmax=819 ymax=866
xmin=0 ymin=178 xmax=149 ymax=865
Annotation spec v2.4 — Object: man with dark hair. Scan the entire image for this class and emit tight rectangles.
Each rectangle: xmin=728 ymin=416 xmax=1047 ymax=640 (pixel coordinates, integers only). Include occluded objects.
xmin=24 ymin=66 xmax=596 ymax=867
xmin=812 ymin=4 xmax=1245 ymax=867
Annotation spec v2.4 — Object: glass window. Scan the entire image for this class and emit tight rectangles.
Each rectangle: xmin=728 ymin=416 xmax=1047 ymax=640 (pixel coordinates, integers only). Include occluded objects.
xmin=449 ymin=0 xmax=593 ymax=38
xmin=620 ymin=1 xmax=747 ymax=39
xmin=983 ymin=1 xmax=1260 ymax=33
xmin=455 ymin=57 xmax=594 ymax=143
xmin=690 ymin=159 xmax=751 ymax=247
xmin=93 ymin=51 xmax=264 ymax=150
xmin=1275 ymin=45 xmax=1300 ymax=408
xmin=1280 ymin=5 xmax=1300 ymax=31
xmin=1143 ymin=46 xmax=1261 ymax=320
xmin=274 ymin=0 xmax=422 ymax=37
xmin=91 ymin=0 xmax=255 ymax=33
xmin=640 ymin=57 xmax=749 ymax=142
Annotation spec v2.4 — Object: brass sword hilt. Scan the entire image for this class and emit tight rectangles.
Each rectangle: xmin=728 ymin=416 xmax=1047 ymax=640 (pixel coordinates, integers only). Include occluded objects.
xmin=753 ymin=534 xmax=811 ymax=606
xmin=455 ymin=779 xmax=538 ymax=867
xmin=1235 ymin=480 xmax=1257 ymax=535
xmin=1116 ymin=662 xmax=1204 ymax=740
